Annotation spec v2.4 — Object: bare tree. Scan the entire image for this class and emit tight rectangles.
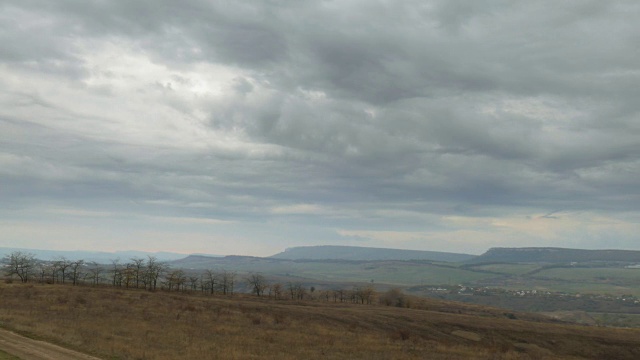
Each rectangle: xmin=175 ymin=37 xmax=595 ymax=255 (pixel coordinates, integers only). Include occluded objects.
xmin=110 ymin=259 xmax=123 ymax=287
xmin=319 ymin=289 xmax=331 ymax=302
xmin=220 ymin=270 xmax=236 ymax=295
xmin=296 ymin=285 xmax=307 ymax=300
xmin=203 ymin=269 xmax=219 ymax=294
xmin=144 ymin=256 xmax=166 ymax=291
xmin=271 ymin=283 xmax=283 ymax=299
xmin=288 ymin=282 xmax=296 ymax=299
xmin=130 ymin=257 xmax=146 ymax=288
xmin=48 ymin=262 xmax=59 ymax=284
xmin=3 ymin=251 xmax=36 ymax=283
xmin=54 ymin=257 xmax=71 ymax=284
xmin=87 ymin=262 xmax=104 ymax=286
xmin=287 ymin=282 xmax=306 ymax=300
xmin=188 ymin=275 xmax=199 ymax=291
xmin=69 ymin=260 xmax=85 ymax=286
xmin=380 ymin=288 xmax=408 ymax=307
xmin=246 ymin=273 xmax=268 ymax=297
xmin=36 ymin=263 xmax=49 ymax=283
xmin=174 ymin=269 xmax=186 ymax=291
xmin=354 ymin=286 xmax=375 ymax=304
xmin=165 ymin=269 xmax=186 ymax=291
xmin=363 ymin=286 xmax=376 ymax=304
xmin=122 ymin=262 xmax=135 ymax=288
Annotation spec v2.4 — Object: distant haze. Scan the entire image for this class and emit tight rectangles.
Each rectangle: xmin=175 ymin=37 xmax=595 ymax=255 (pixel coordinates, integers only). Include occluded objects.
xmin=1 ymin=1 xmax=639 ymax=256
xmin=271 ymin=246 xmax=474 ymax=262
xmin=0 ymin=247 xmax=192 ymax=263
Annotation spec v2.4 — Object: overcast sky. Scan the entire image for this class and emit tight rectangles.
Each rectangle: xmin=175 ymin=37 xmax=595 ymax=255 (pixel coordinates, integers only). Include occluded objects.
xmin=1 ymin=1 xmax=639 ymax=256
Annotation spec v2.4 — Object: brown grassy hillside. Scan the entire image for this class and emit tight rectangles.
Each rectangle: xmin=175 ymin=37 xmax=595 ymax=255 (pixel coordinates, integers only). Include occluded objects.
xmin=1 ymin=284 xmax=639 ymax=359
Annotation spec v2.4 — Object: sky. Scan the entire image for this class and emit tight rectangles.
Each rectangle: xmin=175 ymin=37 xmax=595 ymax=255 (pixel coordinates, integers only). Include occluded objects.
xmin=1 ymin=1 xmax=639 ymax=256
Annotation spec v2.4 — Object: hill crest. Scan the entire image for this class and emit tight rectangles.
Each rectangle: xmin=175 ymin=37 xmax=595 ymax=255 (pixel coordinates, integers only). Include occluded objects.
xmin=270 ymin=245 xmax=475 ymax=262
xmin=472 ymin=247 xmax=640 ymax=263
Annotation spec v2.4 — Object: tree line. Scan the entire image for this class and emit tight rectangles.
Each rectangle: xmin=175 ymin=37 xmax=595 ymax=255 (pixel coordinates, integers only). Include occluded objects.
xmin=2 ymin=251 xmax=381 ymax=304
xmin=244 ymin=273 xmax=376 ymax=304
xmin=2 ymin=251 xmax=237 ymax=294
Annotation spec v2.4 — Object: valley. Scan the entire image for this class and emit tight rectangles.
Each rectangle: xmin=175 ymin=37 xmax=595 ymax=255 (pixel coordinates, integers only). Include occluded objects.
xmin=3 ymin=245 xmax=640 ymax=358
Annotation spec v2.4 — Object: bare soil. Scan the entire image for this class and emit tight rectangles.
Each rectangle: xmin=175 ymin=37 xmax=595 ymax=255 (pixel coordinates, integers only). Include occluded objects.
xmin=0 ymin=328 xmax=101 ymax=360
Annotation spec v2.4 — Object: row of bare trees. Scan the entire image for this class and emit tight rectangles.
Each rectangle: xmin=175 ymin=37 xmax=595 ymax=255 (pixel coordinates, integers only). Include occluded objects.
xmin=107 ymin=258 xmax=237 ymax=295
xmin=160 ymin=268 xmax=237 ymax=294
xmin=1 ymin=252 xmax=78 ymax=285
xmin=108 ymin=256 xmax=167 ymax=290
xmin=243 ymin=272 xmax=376 ymax=304
xmin=2 ymin=252 xmax=378 ymax=304
xmin=4 ymin=253 xmax=102 ymax=286
xmin=4 ymin=252 xmax=35 ymax=283
xmin=2 ymin=252 xmax=238 ymax=295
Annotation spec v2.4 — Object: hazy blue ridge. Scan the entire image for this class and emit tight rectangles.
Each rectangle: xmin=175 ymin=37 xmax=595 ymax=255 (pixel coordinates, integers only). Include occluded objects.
xmin=0 ymin=247 xmax=212 ymax=263
xmin=269 ymin=245 xmax=475 ymax=262
xmin=468 ymin=247 xmax=640 ymax=264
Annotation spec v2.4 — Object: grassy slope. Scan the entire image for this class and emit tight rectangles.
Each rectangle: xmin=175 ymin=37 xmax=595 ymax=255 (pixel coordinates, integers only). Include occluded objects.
xmin=174 ymin=256 xmax=496 ymax=286
xmin=268 ymin=261 xmax=494 ymax=285
xmin=270 ymin=245 xmax=474 ymax=262
xmin=174 ymin=256 xmax=640 ymax=296
xmin=1 ymin=284 xmax=640 ymax=359
xmin=167 ymin=256 xmax=640 ymax=329
xmin=455 ymin=262 xmax=640 ymax=296
xmin=0 ymin=350 xmax=20 ymax=360
xmin=468 ymin=263 xmax=542 ymax=276
xmin=532 ymin=267 xmax=640 ymax=283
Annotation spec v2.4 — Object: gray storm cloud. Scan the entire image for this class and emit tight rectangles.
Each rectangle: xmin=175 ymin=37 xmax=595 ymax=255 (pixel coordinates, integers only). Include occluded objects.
xmin=0 ymin=0 xmax=638 ymax=255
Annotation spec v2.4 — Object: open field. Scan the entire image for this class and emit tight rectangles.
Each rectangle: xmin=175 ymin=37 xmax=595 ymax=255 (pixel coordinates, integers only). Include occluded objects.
xmin=173 ymin=255 xmax=640 ymax=296
xmin=464 ymin=263 xmax=542 ymax=276
xmin=523 ymin=281 xmax=640 ymax=297
xmin=5 ymin=249 xmax=640 ymax=339
xmin=2 ymin=284 xmax=640 ymax=359
xmin=471 ymin=276 xmax=640 ymax=297
xmin=275 ymin=260 xmax=495 ymax=285
xmin=173 ymin=256 xmax=496 ymax=286
xmin=0 ymin=350 xmax=19 ymax=360
xmin=530 ymin=267 xmax=640 ymax=284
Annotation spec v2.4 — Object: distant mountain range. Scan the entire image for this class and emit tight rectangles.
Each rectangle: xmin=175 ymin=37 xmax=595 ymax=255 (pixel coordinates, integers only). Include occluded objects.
xmin=0 ymin=247 xmax=204 ymax=263
xmin=270 ymin=245 xmax=475 ymax=262
xmin=469 ymin=247 xmax=640 ymax=264
xmin=269 ymin=245 xmax=640 ymax=264
xmin=4 ymin=245 xmax=640 ymax=265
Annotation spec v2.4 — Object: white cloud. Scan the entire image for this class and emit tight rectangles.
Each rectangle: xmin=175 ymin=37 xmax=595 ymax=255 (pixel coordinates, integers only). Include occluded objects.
xmin=270 ymin=204 xmax=327 ymax=215
xmin=1 ymin=0 xmax=639 ymax=255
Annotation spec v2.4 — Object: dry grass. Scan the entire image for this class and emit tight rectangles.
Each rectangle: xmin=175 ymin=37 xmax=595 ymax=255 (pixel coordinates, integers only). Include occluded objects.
xmin=0 ymin=350 xmax=20 ymax=360
xmin=1 ymin=283 xmax=640 ymax=359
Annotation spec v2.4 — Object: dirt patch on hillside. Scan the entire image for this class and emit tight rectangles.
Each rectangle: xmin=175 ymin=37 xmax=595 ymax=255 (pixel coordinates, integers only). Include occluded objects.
xmin=451 ymin=330 xmax=482 ymax=342
xmin=0 ymin=328 xmax=100 ymax=360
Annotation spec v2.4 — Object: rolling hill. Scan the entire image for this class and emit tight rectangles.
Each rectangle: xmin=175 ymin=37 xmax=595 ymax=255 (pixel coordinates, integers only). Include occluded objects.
xmin=270 ymin=245 xmax=475 ymax=262
xmin=469 ymin=247 xmax=640 ymax=264
xmin=0 ymin=247 xmax=194 ymax=263
xmin=2 ymin=283 xmax=640 ymax=359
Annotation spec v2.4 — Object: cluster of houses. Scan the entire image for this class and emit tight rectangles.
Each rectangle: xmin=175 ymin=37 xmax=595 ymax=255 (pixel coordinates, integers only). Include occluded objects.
xmin=422 ymin=284 xmax=640 ymax=305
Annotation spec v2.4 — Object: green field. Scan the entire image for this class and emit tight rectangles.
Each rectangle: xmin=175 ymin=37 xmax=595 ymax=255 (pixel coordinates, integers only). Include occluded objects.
xmin=531 ymin=267 xmax=640 ymax=283
xmin=0 ymin=350 xmax=20 ymax=360
xmin=468 ymin=263 xmax=541 ymax=275
xmin=279 ymin=261 xmax=496 ymax=285
xmin=496 ymin=279 xmax=640 ymax=297
xmin=176 ymin=257 xmax=640 ymax=295
xmin=189 ymin=259 xmax=497 ymax=286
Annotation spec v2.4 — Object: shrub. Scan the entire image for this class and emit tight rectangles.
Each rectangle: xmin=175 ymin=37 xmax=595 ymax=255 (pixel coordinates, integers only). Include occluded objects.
xmin=380 ymin=288 xmax=409 ymax=308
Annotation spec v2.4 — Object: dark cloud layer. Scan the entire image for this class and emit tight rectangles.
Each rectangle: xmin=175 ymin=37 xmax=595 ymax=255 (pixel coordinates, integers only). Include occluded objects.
xmin=1 ymin=0 xmax=638 ymax=254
